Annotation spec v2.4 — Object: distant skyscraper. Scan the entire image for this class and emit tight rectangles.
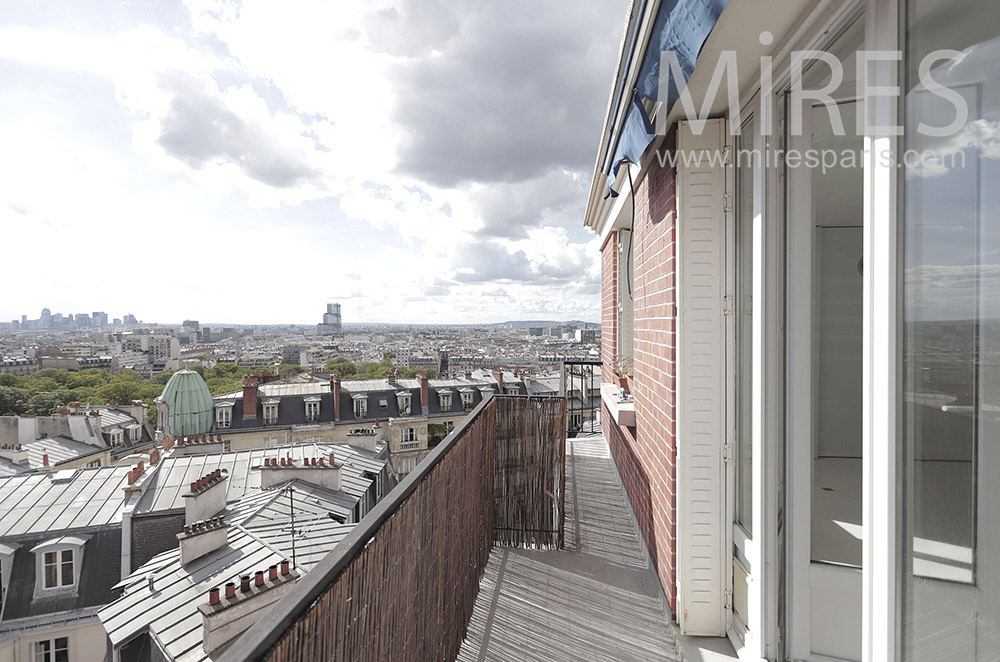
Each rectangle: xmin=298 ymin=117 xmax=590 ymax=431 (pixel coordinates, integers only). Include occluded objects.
xmin=93 ymin=311 xmax=108 ymax=328
xmin=40 ymin=308 xmax=51 ymax=329
xmin=317 ymin=303 xmax=342 ymax=335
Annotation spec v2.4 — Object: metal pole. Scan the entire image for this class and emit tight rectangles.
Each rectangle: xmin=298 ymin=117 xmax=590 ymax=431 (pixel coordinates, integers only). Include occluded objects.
xmin=288 ymin=486 xmax=296 ymax=569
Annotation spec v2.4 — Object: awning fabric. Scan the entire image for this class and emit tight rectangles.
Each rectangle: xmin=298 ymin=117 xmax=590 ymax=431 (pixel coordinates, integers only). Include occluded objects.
xmin=605 ymin=0 xmax=728 ymax=196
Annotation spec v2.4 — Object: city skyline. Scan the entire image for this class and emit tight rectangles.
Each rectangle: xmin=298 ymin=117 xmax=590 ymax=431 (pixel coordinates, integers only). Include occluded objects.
xmin=5 ymin=303 xmax=599 ymax=328
xmin=0 ymin=0 xmax=620 ymax=325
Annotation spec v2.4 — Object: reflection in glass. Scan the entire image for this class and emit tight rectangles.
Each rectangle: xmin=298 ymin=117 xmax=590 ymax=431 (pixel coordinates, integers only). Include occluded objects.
xmin=903 ymin=0 xmax=1000 ymax=658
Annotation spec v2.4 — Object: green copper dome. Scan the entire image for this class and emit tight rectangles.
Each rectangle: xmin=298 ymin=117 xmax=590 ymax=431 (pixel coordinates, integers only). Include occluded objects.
xmin=159 ymin=369 xmax=214 ymax=437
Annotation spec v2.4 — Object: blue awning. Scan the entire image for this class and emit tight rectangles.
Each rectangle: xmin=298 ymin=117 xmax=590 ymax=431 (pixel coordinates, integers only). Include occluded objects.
xmin=605 ymin=0 xmax=728 ymax=196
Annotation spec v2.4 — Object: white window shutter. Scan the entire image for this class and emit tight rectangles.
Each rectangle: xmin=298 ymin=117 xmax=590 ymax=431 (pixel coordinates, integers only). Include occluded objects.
xmin=677 ymin=118 xmax=727 ymax=636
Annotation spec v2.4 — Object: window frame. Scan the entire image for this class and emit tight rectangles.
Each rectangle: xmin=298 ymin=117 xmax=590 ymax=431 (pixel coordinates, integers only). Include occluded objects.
xmin=31 ymin=635 xmax=70 ymax=662
xmin=32 ymin=540 xmax=86 ymax=597
xmin=353 ymin=396 xmax=368 ymax=419
xmin=304 ymin=399 xmax=320 ymax=423
xmin=216 ymin=405 xmax=232 ymax=429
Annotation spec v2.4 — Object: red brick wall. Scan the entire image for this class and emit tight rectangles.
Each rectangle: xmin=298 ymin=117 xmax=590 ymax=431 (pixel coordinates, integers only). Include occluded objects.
xmin=600 ymin=133 xmax=678 ymax=611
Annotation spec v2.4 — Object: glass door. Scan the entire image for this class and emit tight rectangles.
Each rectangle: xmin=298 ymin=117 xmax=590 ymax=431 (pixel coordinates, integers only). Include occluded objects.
xmin=901 ymin=0 xmax=1000 ymax=658
xmin=785 ymin=14 xmax=866 ymax=662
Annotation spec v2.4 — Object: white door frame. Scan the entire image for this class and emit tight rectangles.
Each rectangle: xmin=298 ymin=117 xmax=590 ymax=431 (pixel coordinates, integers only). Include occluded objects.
xmin=724 ymin=90 xmax=780 ymax=662
xmin=861 ymin=0 xmax=901 ymax=660
xmin=782 ymin=7 xmax=869 ymax=661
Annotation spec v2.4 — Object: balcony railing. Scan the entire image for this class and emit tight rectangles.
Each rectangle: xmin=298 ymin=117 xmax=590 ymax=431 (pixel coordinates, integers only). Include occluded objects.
xmin=220 ymin=394 xmax=567 ymax=662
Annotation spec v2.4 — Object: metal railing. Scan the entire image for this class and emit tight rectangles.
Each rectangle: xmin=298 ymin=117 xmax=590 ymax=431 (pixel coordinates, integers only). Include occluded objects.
xmin=562 ymin=359 xmax=602 ymax=436
xmin=219 ymin=394 xmax=566 ymax=662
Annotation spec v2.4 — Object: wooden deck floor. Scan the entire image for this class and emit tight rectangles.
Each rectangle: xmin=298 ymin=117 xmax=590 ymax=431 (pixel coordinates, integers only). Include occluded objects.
xmin=457 ymin=432 xmax=680 ymax=662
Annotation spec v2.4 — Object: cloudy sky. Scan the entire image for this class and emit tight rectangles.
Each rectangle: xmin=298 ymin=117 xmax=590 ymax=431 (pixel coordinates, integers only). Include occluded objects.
xmin=0 ymin=0 xmax=626 ymax=325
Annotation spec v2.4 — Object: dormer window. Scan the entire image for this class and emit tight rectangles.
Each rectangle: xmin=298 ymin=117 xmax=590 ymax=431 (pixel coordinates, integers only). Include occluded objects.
xmin=263 ymin=400 xmax=279 ymax=425
xmin=504 ymin=386 xmax=519 ymax=395
xmin=128 ymin=424 xmax=142 ymax=442
xmin=353 ymin=395 xmax=368 ymax=419
xmin=31 ymin=536 xmax=88 ymax=597
xmin=459 ymin=389 xmax=475 ymax=409
xmin=438 ymin=391 xmax=453 ymax=411
xmin=215 ymin=402 xmax=233 ymax=429
xmin=397 ymin=392 xmax=412 ymax=415
xmin=304 ymin=397 xmax=321 ymax=422
xmin=109 ymin=429 xmax=124 ymax=446
xmin=43 ymin=550 xmax=74 ymax=589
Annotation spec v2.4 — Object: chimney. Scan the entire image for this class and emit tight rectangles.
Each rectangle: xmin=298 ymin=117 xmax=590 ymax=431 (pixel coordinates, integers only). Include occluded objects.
xmin=492 ymin=368 xmax=504 ymax=393
xmin=259 ymin=456 xmax=341 ymax=492
xmin=346 ymin=427 xmax=378 ymax=453
xmin=128 ymin=400 xmax=146 ymax=425
xmin=177 ymin=516 xmax=229 ymax=565
xmin=42 ymin=453 xmax=49 ymax=467
xmin=0 ymin=443 xmax=28 ymax=465
xmin=331 ymin=374 xmax=341 ymax=422
xmin=199 ymin=563 xmax=300 ymax=653
xmin=183 ymin=469 xmax=229 ymax=526
xmin=416 ymin=372 xmax=429 ymax=415
xmin=465 ymin=370 xmax=472 ymax=380
xmin=242 ymin=376 xmax=258 ymax=419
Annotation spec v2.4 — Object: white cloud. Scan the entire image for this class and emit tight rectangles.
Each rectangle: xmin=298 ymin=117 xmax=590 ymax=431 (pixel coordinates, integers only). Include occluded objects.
xmin=0 ymin=0 xmax=612 ymax=323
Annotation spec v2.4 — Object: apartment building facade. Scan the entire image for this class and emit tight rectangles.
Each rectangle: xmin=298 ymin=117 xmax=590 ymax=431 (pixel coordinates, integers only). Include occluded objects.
xmin=586 ymin=0 xmax=998 ymax=660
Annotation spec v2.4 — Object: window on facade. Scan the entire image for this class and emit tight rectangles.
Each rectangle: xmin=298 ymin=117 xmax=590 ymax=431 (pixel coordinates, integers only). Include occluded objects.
xmin=397 ymin=394 xmax=412 ymax=414
xmin=305 ymin=400 xmax=319 ymax=422
xmin=402 ymin=427 xmax=416 ymax=442
xmin=33 ymin=637 xmax=69 ymax=662
xmin=86 ymin=459 xmax=101 ymax=468
xmin=263 ymin=437 xmax=278 ymax=449
xmin=902 ymin=1 xmax=1000 ymax=657
xmin=263 ymin=404 xmax=278 ymax=425
xmin=354 ymin=398 xmax=368 ymax=419
xmin=216 ymin=407 xmax=231 ymax=429
xmin=42 ymin=550 xmax=74 ymax=589
xmin=444 ymin=421 xmax=454 ymax=433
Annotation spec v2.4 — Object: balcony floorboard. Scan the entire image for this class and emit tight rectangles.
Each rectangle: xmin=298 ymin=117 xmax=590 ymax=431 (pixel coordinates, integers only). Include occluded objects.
xmin=458 ymin=432 xmax=680 ymax=661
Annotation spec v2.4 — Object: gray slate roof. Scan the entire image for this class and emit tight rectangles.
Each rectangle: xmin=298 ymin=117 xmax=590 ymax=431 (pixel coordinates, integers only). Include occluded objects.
xmin=134 ymin=443 xmax=387 ymax=516
xmin=22 ymin=435 xmax=102 ymax=469
xmin=0 ymin=465 xmax=130 ymax=537
xmin=99 ymin=526 xmax=285 ymax=662
xmin=101 ymin=483 xmax=354 ymax=662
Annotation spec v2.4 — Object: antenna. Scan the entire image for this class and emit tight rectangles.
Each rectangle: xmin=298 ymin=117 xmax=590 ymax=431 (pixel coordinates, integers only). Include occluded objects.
xmin=287 ymin=485 xmax=296 ymax=570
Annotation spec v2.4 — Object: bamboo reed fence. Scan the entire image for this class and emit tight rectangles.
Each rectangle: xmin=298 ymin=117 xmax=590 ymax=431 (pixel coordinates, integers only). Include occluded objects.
xmin=221 ymin=394 xmax=566 ymax=662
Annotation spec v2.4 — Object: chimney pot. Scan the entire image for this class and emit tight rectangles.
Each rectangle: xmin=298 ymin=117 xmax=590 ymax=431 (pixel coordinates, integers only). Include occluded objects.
xmin=240 ymin=575 xmax=251 ymax=592
xmin=191 ymin=481 xmax=198 ymax=492
xmin=225 ymin=582 xmax=236 ymax=599
xmin=255 ymin=570 xmax=264 ymax=587
xmin=319 ymin=457 xmax=325 ymax=466
xmin=42 ymin=453 xmax=49 ymax=467
xmin=269 ymin=565 xmax=278 ymax=580
xmin=280 ymin=560 xmax=290 ymax=575
xmin=209 ymin=587 xmax=220 ymax=605
xmin=329 ymin=453 xmax=335 ymax=466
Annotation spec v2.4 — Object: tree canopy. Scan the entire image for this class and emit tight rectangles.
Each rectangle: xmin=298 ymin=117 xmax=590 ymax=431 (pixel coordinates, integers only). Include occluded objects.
xmin=322 ymin=356 xmax=435 ymax=380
